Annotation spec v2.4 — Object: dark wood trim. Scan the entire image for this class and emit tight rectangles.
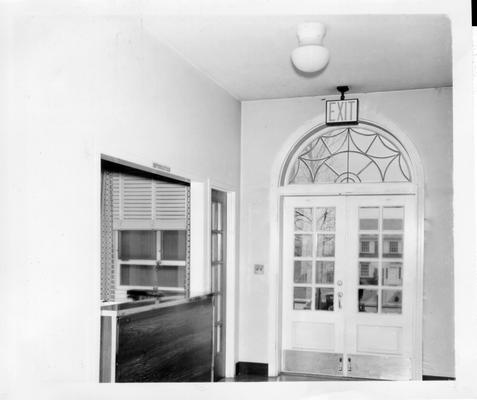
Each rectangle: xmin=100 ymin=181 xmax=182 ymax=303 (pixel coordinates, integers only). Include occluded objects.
xmin=235 ymin=362 xmax=269 ymax=377
xmin=115 ymin=296 xmax=213 ymax=382
xmin=422 ymin=375 xmax=456 ymax=381
xmin=101 ymin=154 xmax=190 ymax=185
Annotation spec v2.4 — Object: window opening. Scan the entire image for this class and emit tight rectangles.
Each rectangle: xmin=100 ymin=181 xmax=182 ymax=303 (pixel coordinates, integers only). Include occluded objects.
xmin=100 ymin=159 xmax=190 ymax=303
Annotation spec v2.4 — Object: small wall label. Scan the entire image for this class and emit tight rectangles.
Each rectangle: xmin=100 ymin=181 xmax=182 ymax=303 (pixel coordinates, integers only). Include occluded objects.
xmin=152 ymin=162 xmax=171 ymax=172
xmin=326 ymin=99 xmax=359 ymax=125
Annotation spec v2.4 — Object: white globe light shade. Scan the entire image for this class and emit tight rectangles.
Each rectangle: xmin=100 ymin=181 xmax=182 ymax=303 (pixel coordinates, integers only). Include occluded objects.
xmin=291 ymin=45 xmax=329 ymax=73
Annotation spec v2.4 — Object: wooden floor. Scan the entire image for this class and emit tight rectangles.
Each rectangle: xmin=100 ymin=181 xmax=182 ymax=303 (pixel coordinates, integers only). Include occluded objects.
xmin=220 ymin=373 xmax=371 ymax=382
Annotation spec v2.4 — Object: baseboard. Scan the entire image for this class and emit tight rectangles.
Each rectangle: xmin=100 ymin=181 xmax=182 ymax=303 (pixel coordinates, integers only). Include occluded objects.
xmin=236 ymin=362 xmax=269 ymax=377
xmin=422 ymin=375 xmax=456 ymax=381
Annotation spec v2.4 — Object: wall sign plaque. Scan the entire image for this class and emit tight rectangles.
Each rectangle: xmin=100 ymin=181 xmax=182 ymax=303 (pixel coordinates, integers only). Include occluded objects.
xmin=326 ymin=98 xmax=359 ymax=125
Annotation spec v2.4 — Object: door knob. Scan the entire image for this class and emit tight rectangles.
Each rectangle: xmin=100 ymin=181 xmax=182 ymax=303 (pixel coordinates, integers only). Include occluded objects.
xmin=337 ymin=280 xmax=343 ymax=286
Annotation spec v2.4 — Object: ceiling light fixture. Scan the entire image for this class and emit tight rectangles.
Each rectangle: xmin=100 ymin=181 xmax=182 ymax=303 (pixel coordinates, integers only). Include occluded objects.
xmin=291 ymin=22 xmax=329 ymax=73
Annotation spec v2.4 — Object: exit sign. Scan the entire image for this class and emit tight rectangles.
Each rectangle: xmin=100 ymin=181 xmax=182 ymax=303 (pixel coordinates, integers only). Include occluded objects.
xmin=326 ymin=99 xmax=359 ymax=125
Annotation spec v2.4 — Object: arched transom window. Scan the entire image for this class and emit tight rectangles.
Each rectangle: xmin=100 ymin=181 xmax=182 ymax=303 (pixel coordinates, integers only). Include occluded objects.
xmin=282 ymin=124 xmax=412 ymax=185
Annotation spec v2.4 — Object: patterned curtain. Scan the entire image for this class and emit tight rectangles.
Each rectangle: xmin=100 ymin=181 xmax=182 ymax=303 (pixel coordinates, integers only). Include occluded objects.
xmin=101 ymin=170 xmax=115 ymax=302
xmin=185 ymin=186 xmax=191 ymax=298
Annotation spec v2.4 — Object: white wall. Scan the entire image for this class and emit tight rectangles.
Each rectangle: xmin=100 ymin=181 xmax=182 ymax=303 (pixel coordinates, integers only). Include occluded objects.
xmin=239 ymin=88 xmax=454 ymax=377
xmin=0 ymin=15 xmax=240 ymax=388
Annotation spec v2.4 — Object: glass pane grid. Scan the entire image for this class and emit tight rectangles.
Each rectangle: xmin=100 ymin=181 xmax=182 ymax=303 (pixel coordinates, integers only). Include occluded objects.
xmin=293 ymin=207 xmax=336 ymax=312
xmin=357 ymin=206 xmax=403 ymax=315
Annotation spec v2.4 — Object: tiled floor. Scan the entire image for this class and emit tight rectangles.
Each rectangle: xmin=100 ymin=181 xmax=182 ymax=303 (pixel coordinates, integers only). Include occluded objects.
xmin=220 ymin=373 xmax=370 ymax=382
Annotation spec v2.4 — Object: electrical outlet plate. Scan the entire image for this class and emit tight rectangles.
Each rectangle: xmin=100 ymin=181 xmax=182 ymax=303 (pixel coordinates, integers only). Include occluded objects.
xmin=254 ymin=264 xmax=264 ymax=274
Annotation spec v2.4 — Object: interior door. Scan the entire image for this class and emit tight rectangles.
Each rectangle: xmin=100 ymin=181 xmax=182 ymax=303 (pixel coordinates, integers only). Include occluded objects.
xmin=211 ymin=189 xmax=227 ymax=381
xmin=281 ymin=194 xmax=417 ymax=380
xmin=282 ymin=196 xmax=346 ymax=376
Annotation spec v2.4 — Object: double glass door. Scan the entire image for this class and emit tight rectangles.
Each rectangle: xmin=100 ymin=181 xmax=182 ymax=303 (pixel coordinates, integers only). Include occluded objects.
xmin=281 ymin=194 xmax=417 ymax=380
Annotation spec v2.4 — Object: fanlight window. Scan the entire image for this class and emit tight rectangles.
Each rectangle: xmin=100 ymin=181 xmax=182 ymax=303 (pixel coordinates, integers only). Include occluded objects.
xmin=285 ymin=125 xmax=412 ymax=185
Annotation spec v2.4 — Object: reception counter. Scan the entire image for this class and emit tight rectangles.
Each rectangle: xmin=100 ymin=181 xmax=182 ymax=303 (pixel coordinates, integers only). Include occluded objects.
xmin=100 ymin=294 xmax=214 ymax=382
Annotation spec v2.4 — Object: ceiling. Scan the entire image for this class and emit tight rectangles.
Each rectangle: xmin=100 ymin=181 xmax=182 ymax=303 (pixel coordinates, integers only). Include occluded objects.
xmin=143 ymin=14 xmax=452 ymax=101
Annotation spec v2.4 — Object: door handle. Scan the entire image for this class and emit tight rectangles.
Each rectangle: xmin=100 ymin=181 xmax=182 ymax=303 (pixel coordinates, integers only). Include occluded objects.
xmin=347 ymin=357 xmax=352 ymax=372
xmin=338 ymin=357 xmax=343 ymax=372
xmin=338 ymin=292 xmax=343 ymax=309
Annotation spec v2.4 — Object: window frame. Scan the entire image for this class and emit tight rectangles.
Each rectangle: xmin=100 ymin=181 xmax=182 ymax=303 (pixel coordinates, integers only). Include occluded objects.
xmin=115 ymin=229 xmax=187 ymax=292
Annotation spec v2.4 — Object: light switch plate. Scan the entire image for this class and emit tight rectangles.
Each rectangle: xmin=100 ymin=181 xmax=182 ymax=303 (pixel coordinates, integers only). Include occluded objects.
xmin=254 ymin=264 xmax=264 ymax=274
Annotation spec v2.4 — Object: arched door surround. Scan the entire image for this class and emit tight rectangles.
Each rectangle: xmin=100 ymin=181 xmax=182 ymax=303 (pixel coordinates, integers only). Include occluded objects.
xmin=270 ymin=119 xmax=424 ymax=380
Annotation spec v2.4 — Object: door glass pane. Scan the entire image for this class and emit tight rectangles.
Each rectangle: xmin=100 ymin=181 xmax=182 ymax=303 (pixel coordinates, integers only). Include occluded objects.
xmin=162 ymin=230 xmax=186 ymax=260
xmin=211 ymin=264 xmax=217 ymax=292
xmin=315 ymin=288 xmax=334 ymax=311
xmin=383 ymin=207 xmax=404 ymax=230
xmin=212 ymin=202 xmax=222 ymax=231
xmin=382 ymin=289 xmax=402 ymax=314
xmin=382 ymin=262 xmax=403 ymax=286
xmin=216 ymin=264 xmax=221 ymax=293
xmin=358 ymin=289 xmax=378 ymax=313
xmin=316 ymin=261 xmax=334 ymax=284
xmin=216 ymin=325 xmax=221 ymax=353
xmin=359 ymin=207 xmax=379 ymax=230
xmin=294 ymin=261 xmax=312 ymax=283
xmin=316 ymin=207 xmax=335 ymax=231
xmin=119 ymin=230 xmax=156 ymax=260
xmin=212 ymin=233 xmax=222 ymax=262
xmin=359 ymin=261 xmax=379 ymax=285
xmin=294 ymin=208 xmax=313 ymax=231
xmin=293 ymin=287 xmax=311 ymax=310
xmin=120 ymin=264 xmax=155 ymax=286
xmin=317 ymin=234 xmax=335 ymax=257
xmin=359 ymin=234 xmax=379 ymax=258
xmin=294 ymin=234 xmax=313 ymax=257
xmin=157 ymin=265 xmax=185 ymax=287
xmin=382 ymin=234 xmax=403 ymax=258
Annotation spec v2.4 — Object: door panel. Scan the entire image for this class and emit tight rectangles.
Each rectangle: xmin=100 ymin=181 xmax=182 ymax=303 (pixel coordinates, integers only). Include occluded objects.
xmin=282 ymin=197 xmax=346 ymax=376
xmin=292 ymin=321 xmax=335 ymax=351
xmin=282 ymin=194 xmax=417 ymax=380
xmin=344 ymin=196 xmax=416 ymax=379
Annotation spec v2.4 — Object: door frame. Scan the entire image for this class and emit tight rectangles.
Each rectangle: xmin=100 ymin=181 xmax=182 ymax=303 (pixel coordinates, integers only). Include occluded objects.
xmin=281 ymin=191 xmax=418 ymax=379
xmin=209 ymin=181 xmax=238 ymax=378
xmin=267 ymin=118 xmax=425 ymax=380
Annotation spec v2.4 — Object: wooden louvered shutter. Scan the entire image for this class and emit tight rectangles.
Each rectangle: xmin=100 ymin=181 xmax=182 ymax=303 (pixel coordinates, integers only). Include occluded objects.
xmin=112 ymin=173 xmax=187 ymax=230
xmin=155 ymin=182 xmax=187 ymax=230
